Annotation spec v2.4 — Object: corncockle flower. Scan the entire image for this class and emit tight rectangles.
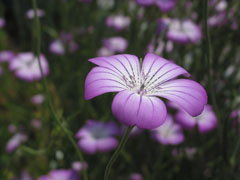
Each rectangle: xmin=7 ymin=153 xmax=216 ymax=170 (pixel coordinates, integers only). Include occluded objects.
xmin=230 ymin=110 xmax=240 ymax=121
xmin=129 ymin=173 xmax=143 ymax=180
xmin=31 ymin=94 xmax=45 ymax=104
xmin=0 ymin=18 xmax=5 ymax=28
xmin=167 ymin=19 xmax=202 ymax=44
xmin=9 ymin=52 xmax=49 ymax=82
xmin=60 ymin=32 xmax=79 ymax=53
xmin=106 ymin=15 xmax=131 ymax=31
xmin=72 ymin=161 xmax=88 ymax=172
xmin=157 ymin=18 xmax=171 ymax=34
xmin=85 ymin=53 xmax=207 ymax=129
xmin=136 ymin=0 xmax=155 ymax=6
xmin=208 ymin=13 xmax=226 ymax=27
xmin=38 ymin=169 xmax=79 ymax=180
xmin=97 ymin=47 xmax=114 ymax=57
xmin=156 ymin=0 xmax=176 ymax=12
xmin=68 ymin=40 xmax=79 ymax=53
xmin=103 ymin=37 xmax=128 ymax=53
xmin=6 ymin=133 xmax=27 ymax=153
xmin=215 ymin=0 xmax=227 ymax=12
xmin=49 ymin=40 xmax=65 ymax=55
xmin=0 ymin=50 xmax=15 ymax=62
xmin=26 ymin=9 xmax=45 ymax=19
xmin=76 ymin=120 xmax=120 ymax=154
xmin=8 ymin=124 xmax=17 ymax=133
xmin=31 ymin=119 xmax=42 ymax=129
xmin=151 ymin=115 xmax=184 ymax=145
xmin=176 ymin=104 xmax=217 ymax=133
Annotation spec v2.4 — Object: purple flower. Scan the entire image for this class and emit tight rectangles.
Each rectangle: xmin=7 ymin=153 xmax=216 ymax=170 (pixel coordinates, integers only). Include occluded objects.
xmin=0 ymin=50 xmax=15 ymax=62
xmin=0 ymin=18 xmax=5 ymax=28
xmin=156 ymin=0 xmax=176 ymax=12
xmin=9 ymin=52 xmax=49 ymax=82
xmin=129 ymin=173 xmax=143 ymax=180
xmin=151 ymin=115 xmax=184 ymax=145
xmin=31 ymin=119 xmax=42 ymax=129
xmin=157 ymin=18 xmax=171 ymax=34
xmin=103 ymin=37 xmax=128 ymax=53
xmin=215 ymin=0 xmax=227 ymax=12
xmin=8 ymin=124 xmax=17 ymax=133
xmin=106 ymin=15 xmax=131 ymax=31
xmin=6 ymin=133 xmax=27 ymax=153
xmin=85 ymin=53 xmax=207 ymax=129
xmin=38 ymin=169 xmax=79 ymax=180
xmin=26 ymin=9 xmax=45 ymax=19
xmin=208 ymin=13 xmax=227 ymax=27
xmin=31 ymin=94 xmax=45 ymax=105
xmin=135 ymin=0 xmax=155 ymax=6
xmin=49 ymin=40 xmax=65 ymax=55
xmin=75 ymin=120 xmax=120 ymax=154
xmin=50 ymin=33 xmax=79 ymax=55
xmin=72 ymin=161 xmax=88 ymax=172
xmin=97 ymin=47 xmax=114 ymax=57
xmin=176 ymin=104 xmax=217 ymax=133
xmin=167 ymin=19 xmax=202 ymax=44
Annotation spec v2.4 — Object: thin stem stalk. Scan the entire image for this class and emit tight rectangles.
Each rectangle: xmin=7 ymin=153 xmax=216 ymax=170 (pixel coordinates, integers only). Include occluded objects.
xmin=32 ymin=1 xmax=88 ymax=179
xmin=104 ymin=126 xmax=134 ymax=180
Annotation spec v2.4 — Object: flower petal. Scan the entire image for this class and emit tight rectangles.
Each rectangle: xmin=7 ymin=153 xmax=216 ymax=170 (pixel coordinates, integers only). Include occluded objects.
xmin=96 ymin=137 xmax=118 ymax=152
xmin=152 ymin=115 xmax=184 ymax=145
xmin=150 ymin=79 xmax=207 ymax=116
xmin=141 ymin=53 xmax=190 ymax=91
xmin=85 ymin=66 xmax=126 ymax=100
xmin=78 ymin=138 xmax=97 ymax=154
xmin=112 ymin=90 xmax=167 ymax=130
xmin=89 ymin=54 xmax=140 ymax=83
xmin=85 ymin=54 xmax=141 ymax=100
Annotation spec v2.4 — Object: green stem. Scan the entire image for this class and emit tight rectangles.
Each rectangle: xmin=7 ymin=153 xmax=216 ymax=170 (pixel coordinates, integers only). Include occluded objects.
xmin=203 ymin=0 xmax=218 ymax=115
xmin=104 ymin=126 xmax=134 ymax=180
xmin=32 ymin=1 xmax=88 ymax=180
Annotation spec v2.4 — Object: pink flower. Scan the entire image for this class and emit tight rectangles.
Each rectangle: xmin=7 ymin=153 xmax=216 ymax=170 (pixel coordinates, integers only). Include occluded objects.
xmin=26 ymin=9 xmax=45 ymax=19
xmin=156 ymin=0 xmax=176 ymax=12
xmin=31 ymin=94 xmax=45 ymax=105
xmin=49 ymin=40 xmax=65 ymax=55
xmin=38 ymin=169 xmax=79 ymax=180
xmin=75 ymin=120 xmax=120 ymax=154
xmin=176 ymin=104 xmax=217 ymax=133
xmin=167 ymin=19 xmax=202 ymax=44
xmin=103 ymin=37 xmax=128 ymax=53
xmin=0 ymin=18 xmax=5 ymax=28
xmin=9 ymin=52 xmax=49 ymax=82
xmin=97 ymin=47 xmax=114 ymax=57
xmin=151 ymin=115 xmax=184 ymax=145
xmin=136 ymin=0 xmax=155 ymax=6
xmin=6 ymin=133 xmax=27 ymax=153
xmin=0 ymin=50 xmax=15 ymax=62
xmin=85 ymin=53 xmax=207 ymax=129
xmin=106 ymin=15 xmax=131 ymax=31
xmin=72 ymin=161 xmax=88 ymax=172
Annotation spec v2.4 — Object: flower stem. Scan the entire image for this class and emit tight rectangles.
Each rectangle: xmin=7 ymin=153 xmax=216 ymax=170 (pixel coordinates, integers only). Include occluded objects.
xmin=104 ymin=126 xmax=134 ymax=180
xmin=32 ymin=1 xmax=88 ymax=180
xmin=203 ymin=0 xmax=218 ymax=116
